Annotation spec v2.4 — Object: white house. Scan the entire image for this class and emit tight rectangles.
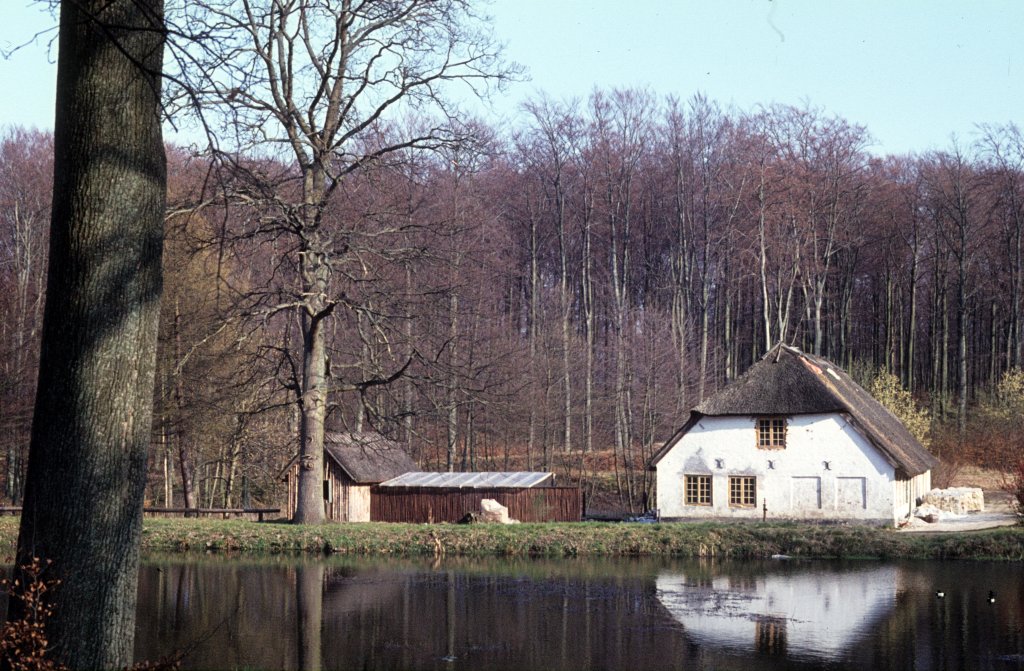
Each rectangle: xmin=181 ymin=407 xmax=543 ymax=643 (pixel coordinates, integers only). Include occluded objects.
xmin=649 ymin=344 xmax=937 ymax=526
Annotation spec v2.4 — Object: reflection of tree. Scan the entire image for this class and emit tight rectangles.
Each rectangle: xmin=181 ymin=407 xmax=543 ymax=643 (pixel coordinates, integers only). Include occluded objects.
xmin=446 ymin=571 xmax=456 ymax=662
xmin=318 ymin=565 xmax=409 ymax=665
xmin=134 ymin=559 xmax=721 ymax=668
xmin=853 ymin=561 xmax=1018 ymax=671
xmin=296 ymin=564 xmax=324 ymax=671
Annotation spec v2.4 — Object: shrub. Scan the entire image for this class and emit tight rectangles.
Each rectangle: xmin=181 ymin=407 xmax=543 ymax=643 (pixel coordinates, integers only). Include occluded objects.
xmin=0 ymin=558 xmax=64 ymax=671
xmin=0 ymin=559 xmax=180 ymax=671
xmin=967 ymin=369 xmax=1024 ymax=471
xmin=930 ymin=452 xmax=964 ymax=489
xmin=1003 ymin=460 xmax=1024 ymax=517
xmin=867 ymin=368 xmax=931 ymax=447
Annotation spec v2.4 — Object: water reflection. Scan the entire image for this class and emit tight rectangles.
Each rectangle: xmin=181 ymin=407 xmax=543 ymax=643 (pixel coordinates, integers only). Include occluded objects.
xmin=133 ymin=556 xmax=1024 ymax=670
xmin=655 ymin=563 xmax=898 ymax=662
xmin=297 ymin=564 xmax=323 ymax=670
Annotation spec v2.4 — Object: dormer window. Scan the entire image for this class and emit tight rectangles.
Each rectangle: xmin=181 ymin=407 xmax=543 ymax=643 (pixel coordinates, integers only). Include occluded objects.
xmin=757 ymin=417 xmax=786 ymax=449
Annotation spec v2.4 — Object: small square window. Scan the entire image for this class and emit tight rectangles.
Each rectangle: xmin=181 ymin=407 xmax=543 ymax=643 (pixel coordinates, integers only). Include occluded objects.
xmin=729 ymin=476 xmax=756 ymax=507
xmin=757 ymin=417 xmax=786 ymax=449
xmin=685 ymin=474 xmax=712 ymax=505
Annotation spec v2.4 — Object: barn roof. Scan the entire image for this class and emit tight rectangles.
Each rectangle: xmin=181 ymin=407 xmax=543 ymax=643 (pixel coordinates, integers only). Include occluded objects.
xmin=323 ymin=432 xmax=417 ymax=485
xmin=650 ymin=344 xmax=938 ymax=476
xmin=378 ymin=471 xmax=554 ymax=489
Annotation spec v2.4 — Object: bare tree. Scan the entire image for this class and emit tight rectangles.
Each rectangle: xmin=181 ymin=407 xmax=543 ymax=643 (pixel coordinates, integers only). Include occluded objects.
xmin=923 ymin=144 xmax=986 ymax=435
xmin=181 ymin=0 xmax=515 ymax=522
xmin=589 ymin=88 xmax=654 ymax=508
xmin=978 ymin=123 xmax=1024 ymax=369
xmin=519 ymin=96 xmax=583 ymax=457
xmin=0 ymin=128 xmax=51 ymax=504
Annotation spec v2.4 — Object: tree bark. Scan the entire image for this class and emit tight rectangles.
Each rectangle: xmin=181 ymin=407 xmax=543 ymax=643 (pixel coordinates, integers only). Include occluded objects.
xmin=8 ymin=0 xmax=165 ymax=667
xmin=294 ymin=300 xmax=329 ymax=523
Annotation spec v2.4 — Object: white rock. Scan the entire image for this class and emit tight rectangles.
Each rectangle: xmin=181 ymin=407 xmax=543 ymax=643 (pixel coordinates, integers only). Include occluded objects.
xmin=922 ymin=487 xmax=985 ymax=515
xmin=913 ymin=502 xmax=966 ymax=522
xmin=479 ymin=498 xmax=510 ymax=524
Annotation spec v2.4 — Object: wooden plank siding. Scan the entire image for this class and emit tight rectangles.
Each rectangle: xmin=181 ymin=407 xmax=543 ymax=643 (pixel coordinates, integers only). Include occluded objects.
xmin=370 ymin=486 xmax=582 ymax=523
xmin=285 ymin=459 xmax=375 ymax=522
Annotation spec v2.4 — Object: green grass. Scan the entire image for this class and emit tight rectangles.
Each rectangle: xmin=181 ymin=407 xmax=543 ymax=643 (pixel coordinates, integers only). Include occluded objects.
xmin=0 ymin=517 xmax=1021 ymax=560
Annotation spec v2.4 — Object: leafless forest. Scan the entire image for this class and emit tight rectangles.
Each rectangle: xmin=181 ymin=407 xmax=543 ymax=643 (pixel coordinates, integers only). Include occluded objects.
xmin=3 ymin=94 xmax=1024 ymax=511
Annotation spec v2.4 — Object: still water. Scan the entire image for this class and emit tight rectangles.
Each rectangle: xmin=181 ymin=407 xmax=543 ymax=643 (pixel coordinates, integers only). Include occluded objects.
xmin=134 ymin=555 xmax=1024 ymax=670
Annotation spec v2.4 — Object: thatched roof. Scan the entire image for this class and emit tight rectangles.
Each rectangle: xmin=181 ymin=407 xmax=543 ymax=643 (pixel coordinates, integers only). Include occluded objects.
xmin=650 ymin=344 xmax=938 ymax=476
xmin=323 ymin=431 xmax=417 ymax=484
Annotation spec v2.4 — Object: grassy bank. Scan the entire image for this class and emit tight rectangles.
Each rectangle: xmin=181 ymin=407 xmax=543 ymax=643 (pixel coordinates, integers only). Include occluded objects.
xmin=133 ymin=519 xmax=1022 ymax=560
xmin=0 ymin=517 xmax=1021 ymax=560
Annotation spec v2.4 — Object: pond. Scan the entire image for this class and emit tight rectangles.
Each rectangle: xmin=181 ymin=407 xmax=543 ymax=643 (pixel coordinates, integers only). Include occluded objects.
xmin=134 ymin=555 xmax=1024 ymax=670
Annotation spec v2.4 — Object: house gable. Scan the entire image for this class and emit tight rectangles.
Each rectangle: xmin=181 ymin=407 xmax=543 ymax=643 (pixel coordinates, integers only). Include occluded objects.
xmin=655 ymin=413 xmax=897 ymax=521
xmin=650 ymin=344 xmax=937 ymax=477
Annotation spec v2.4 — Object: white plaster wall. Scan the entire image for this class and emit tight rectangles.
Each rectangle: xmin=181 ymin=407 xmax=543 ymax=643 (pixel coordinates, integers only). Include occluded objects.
xmin=655 ymin=414 xmax=897 ymax=523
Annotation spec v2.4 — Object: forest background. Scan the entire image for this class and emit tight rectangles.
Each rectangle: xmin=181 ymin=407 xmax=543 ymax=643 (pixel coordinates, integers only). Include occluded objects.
xmin=5 ymin=90 xmax=1024 ymax=513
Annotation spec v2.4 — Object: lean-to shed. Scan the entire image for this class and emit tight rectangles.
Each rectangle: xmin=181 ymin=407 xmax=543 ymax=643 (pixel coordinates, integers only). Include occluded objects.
xmin=649 ymin=344 xmax=938 ymax=526
xmin=283 ymin=431 xmax=416 ymax=522
xmin=372 ymin=471 xmax=582 ymax=522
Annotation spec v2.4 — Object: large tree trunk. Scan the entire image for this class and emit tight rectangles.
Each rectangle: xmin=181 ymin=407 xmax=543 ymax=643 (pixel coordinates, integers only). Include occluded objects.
xmin=8 ymin=0 xmax=165 ymax=667
xmin=294 ymin=305 xmax=328 ymax=523
xmin=293 ymin=178 xmax=332 ymax=523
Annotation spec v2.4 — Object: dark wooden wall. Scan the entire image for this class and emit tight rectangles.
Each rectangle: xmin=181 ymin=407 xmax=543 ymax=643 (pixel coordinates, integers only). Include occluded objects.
xmin=370 ymin=486 xmax=582 ymax=523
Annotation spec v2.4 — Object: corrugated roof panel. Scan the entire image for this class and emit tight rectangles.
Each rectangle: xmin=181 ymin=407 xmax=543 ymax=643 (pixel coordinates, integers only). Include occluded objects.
xmin=378 ymin=471 xmax=553 ymax=489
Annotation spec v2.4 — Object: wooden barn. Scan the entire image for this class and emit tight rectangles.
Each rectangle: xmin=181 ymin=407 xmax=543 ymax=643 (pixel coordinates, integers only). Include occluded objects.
xmin=283 ymin=432 xmax=416 ymax=522
xmin=649 ymin=344 xmax=938 ymax=526
xmin=371 ymin=471 xmax=582 ymax=523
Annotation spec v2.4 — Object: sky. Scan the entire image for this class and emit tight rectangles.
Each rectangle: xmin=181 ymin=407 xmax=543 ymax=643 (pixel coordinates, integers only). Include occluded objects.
xmin=1 ymin=0 xmax=1022 ymax=156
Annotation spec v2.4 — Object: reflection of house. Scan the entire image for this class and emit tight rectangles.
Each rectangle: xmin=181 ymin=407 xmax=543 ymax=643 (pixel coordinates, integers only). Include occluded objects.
xmin=283 ymin=432 xmax=416 ymax=522
xmin=649 ymin=344 xmax=937 ymax=525
xmin=372 ymin=472 xmax=582 ymax=522
xmin=655 ymin=565 xmax=898 ymax=659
